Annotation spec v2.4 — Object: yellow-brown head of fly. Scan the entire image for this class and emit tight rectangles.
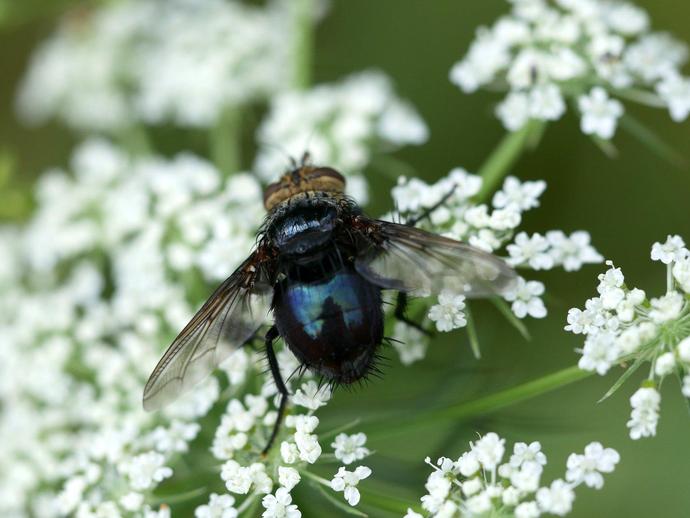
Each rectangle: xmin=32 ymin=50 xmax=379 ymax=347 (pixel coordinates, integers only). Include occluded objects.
xmin=263 ymin=166 xmax=346 ymax=211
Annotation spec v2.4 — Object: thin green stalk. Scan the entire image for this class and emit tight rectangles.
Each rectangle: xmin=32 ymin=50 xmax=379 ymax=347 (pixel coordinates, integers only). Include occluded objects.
xmin=474 ymin=120 xmax=545 ymax=203
xmin=291 ymin=0 xmax=314 ymax=90
xmin=211 ymin=107 xmax=242 ymax=177
xmin=366 ymin=365 xmax=592 ymax=437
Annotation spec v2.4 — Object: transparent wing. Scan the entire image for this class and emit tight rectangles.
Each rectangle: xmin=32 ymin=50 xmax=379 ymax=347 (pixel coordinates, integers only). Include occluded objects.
xmin=354 ymin=220 xmax=517 ymax=298
xmin=143 ymin=254 xmax=272 ymax=411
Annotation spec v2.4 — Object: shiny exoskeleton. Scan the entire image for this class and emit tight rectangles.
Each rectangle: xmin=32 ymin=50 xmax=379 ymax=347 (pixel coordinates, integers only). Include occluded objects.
xmin=143 ymin=162 xmax=517 ymax=453
xmin=269 ymin=193 xmax=384 ymax=384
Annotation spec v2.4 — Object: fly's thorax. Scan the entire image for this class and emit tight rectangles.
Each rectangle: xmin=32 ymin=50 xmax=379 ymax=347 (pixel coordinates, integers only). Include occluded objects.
xmin=266 ymin=195 xmax=341 ymax=258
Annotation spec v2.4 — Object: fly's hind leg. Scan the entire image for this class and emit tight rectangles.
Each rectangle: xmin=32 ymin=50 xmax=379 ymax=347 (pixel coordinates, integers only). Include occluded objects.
xmin=263 ymin=325 xmax=289 ymax=455
xmin=393 ymin=292 xmax=433 ymax=337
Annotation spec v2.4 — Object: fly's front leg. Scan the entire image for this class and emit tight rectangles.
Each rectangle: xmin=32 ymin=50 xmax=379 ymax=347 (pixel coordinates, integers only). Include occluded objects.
xmin=405 ymin=185 xmax=457 ymax=227
xmin=263 ymin=325 xmax=289 ymax=454
xmin=394 ymin=292 xmax=433 ymax=337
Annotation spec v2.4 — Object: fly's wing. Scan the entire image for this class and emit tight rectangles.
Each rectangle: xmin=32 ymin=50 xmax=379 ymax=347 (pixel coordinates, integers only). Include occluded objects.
xmin=143 ymin=253 xmax=272 ymax=411
xmin=354 ymin=220 xmax=517 ymax=298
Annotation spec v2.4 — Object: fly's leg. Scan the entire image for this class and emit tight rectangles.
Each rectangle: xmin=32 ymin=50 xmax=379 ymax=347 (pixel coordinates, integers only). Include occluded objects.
xmin=405 ymin=185 xmax=457 ymax=227
xmin=394 ymin=292 xmax=433 ymax=337
xmin=263 ymin=325 xmax=289 ymax=454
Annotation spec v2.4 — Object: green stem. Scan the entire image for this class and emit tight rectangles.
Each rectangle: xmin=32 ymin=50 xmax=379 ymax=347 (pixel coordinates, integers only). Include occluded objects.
xmin=474 ymin=120 xmax=545 ymax=203
xmin=291 ymin=0 xmax=314 ymax=90
xmin=365 ymin=365 xmax=592 ymax=437
xmin=211 ymin=107 xmax=242 ymax=177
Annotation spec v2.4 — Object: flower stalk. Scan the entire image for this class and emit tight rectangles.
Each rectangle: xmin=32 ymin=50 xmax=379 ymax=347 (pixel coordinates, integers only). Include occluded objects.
xmin=366 ymin=366 xmax=592 ymax=438
xmin=290 ymin=0 xmax=314 ymax=90
xmin=474 ymin=120 xmax=545 ymax=203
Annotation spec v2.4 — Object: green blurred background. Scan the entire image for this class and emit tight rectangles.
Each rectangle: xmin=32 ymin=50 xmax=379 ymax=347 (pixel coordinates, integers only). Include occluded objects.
xmin=2 ymin=1 xmax=690 ymax=516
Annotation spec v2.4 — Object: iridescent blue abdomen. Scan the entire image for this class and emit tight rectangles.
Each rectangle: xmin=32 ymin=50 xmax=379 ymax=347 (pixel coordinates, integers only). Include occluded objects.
xmin=273 ymin=266 xmax=383 ymax=383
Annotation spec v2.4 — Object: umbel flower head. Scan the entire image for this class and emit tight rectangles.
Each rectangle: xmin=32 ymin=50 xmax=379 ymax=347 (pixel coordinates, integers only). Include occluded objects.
xmin=386 ymin=169 xmax=602 ymax=362
xmin=450 ymin=0 xmax=690 ymax=139
xmin=0 ymin=139 xmax=379 ymax=517
xmin=16 ymin=0 xmax=297 ymax=130
xmin=407 ymin=433 xmax=619 ymax=517
xmin=567 ymin=235 xmax=690 ymax=439
xmin=254 ymin=70 xmax=429 ymax=203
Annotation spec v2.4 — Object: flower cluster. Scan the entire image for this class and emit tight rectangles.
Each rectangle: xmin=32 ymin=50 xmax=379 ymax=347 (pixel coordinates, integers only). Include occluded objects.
xmin=17 ymin=0 xmax=295 ymax=130
xmin=0 ymin=139 xmax=270 ymax=516
xmin=450 ymin=0 xmax=690 ymax=138
xmin=254 ymin=71 xmax=429 ymax=203
xmin=567 ymin=235 xmax=690 ymax=439
xmin=388 ymin=171 xmax=601 ymax=356
xmin=0 ymin=136 xmax=380 ymax=516
xmin=407 ymin=433 xmax=619 ymax=517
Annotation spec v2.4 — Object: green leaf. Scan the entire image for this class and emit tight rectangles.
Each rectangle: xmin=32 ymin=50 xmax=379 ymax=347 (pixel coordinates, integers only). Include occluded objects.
xmin=597 ymin=355 xmax=647 ymax=403
xmin=619 ymin=113 xmax=687 ymax=168
xmin=312 ymin=482 xmax=369 ymax=517
xmin=490 ymin=298 xmax=531 ymax=341
xmin=465 ymin=304 xmax=481 ymax=359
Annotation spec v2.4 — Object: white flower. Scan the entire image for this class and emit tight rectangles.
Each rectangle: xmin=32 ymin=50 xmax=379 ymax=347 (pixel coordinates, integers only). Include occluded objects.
xmin=496 ymin=91 xmax=531 ymax=131
xmin=528 ymin=83 xmax=566 ymax=121
xmin=565 ymin=442 xmax=620 ymax=489
xmin=456 ymin=451 xmax=481 ymax=477
xmin=493 ymin=177 xmax=546 ymax=212
xmin=578 ymin=331 xmax=620 ymax=375
xmin=292 ymin=381 xmax=331 ymax=410
xmin=403 ymin=509 xmax=423 ymax=518
xmin=461 ymin=477 xmax=483 ymax=496
xmin=510 ymin=461 xmax=543 ymax=492
xmin=683 ymin=376 xmax=690 ymax=398
xmin=472 ymin=433 xmax=505 ymax=470
xmin=504 ymin=278 xmax=547 ymax=319
xmin=254 ymin=71 xmax=427 ymax=189
xmin=120 ymin=492 xmax=144 ymax=512
xmin=597 ymin=265 xmax=626 ymax=310
xmin=649 ymin=292 xmax=684 ymax=324
xmin=673 ymin=257 xmax=690 ymax=292
xmin=392 ymin=321 xmax=429 ymax=365
xmin=536 ymin=479 xmax=574 ymax=516
xmin=331 ymin=433 xmax=370 ymax=465
xmin=546 ymin=231 xmax=602 ymax=271
xmin=261 ymin=488 xmax=301 ymax=518
xmin=515 ymin=501 xmax=541 ymax=518
xmin=654 ymin=352 xmax=676 ymax=377
xmin=627 ymin=387 xmax=661 ymax=440
xmin=278 ymin=467 xmax=300 ymax=492
xmin=578 ymin=88 xmax=624 ymax=139
xmin=330 ymin=466 xmax=372 ymax=506
xmin=565 ymin=298 xmax=607 ymax=334
xmin=507 ymin=233 xmax=554 ymax=270
xmin=195 ymin=493 xmax=237 ymax=518
xmin=280 ymin=441 xmax=300 ymax=465
xmin=510 ymin=441 xmax=547 ymax=468
xmin=221 ymin=461 xmax=253 ymax=495
xmin=294 ymin=432 xmax=322 ymax=464
xmin=428 ymin=292 xmax=467 ymax=332
xmin=657 ymin=72 xmax=690 ymax=122
xmin=465 ymin=491 xmax=492 ymax=514
xmin=677 ymin=337 xmax=690 ymax=363
xmin=119 ymin=452 xmax=173 ymax=491
xmin=651 ymin=235 xmax=688 ymax=264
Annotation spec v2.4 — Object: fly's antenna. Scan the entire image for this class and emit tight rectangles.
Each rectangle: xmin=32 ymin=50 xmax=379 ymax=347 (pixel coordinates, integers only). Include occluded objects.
xmin=258 ymin=139 xmax=299 ymax=171
xmin=299 ymin=128 xmax=319 ymax=166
